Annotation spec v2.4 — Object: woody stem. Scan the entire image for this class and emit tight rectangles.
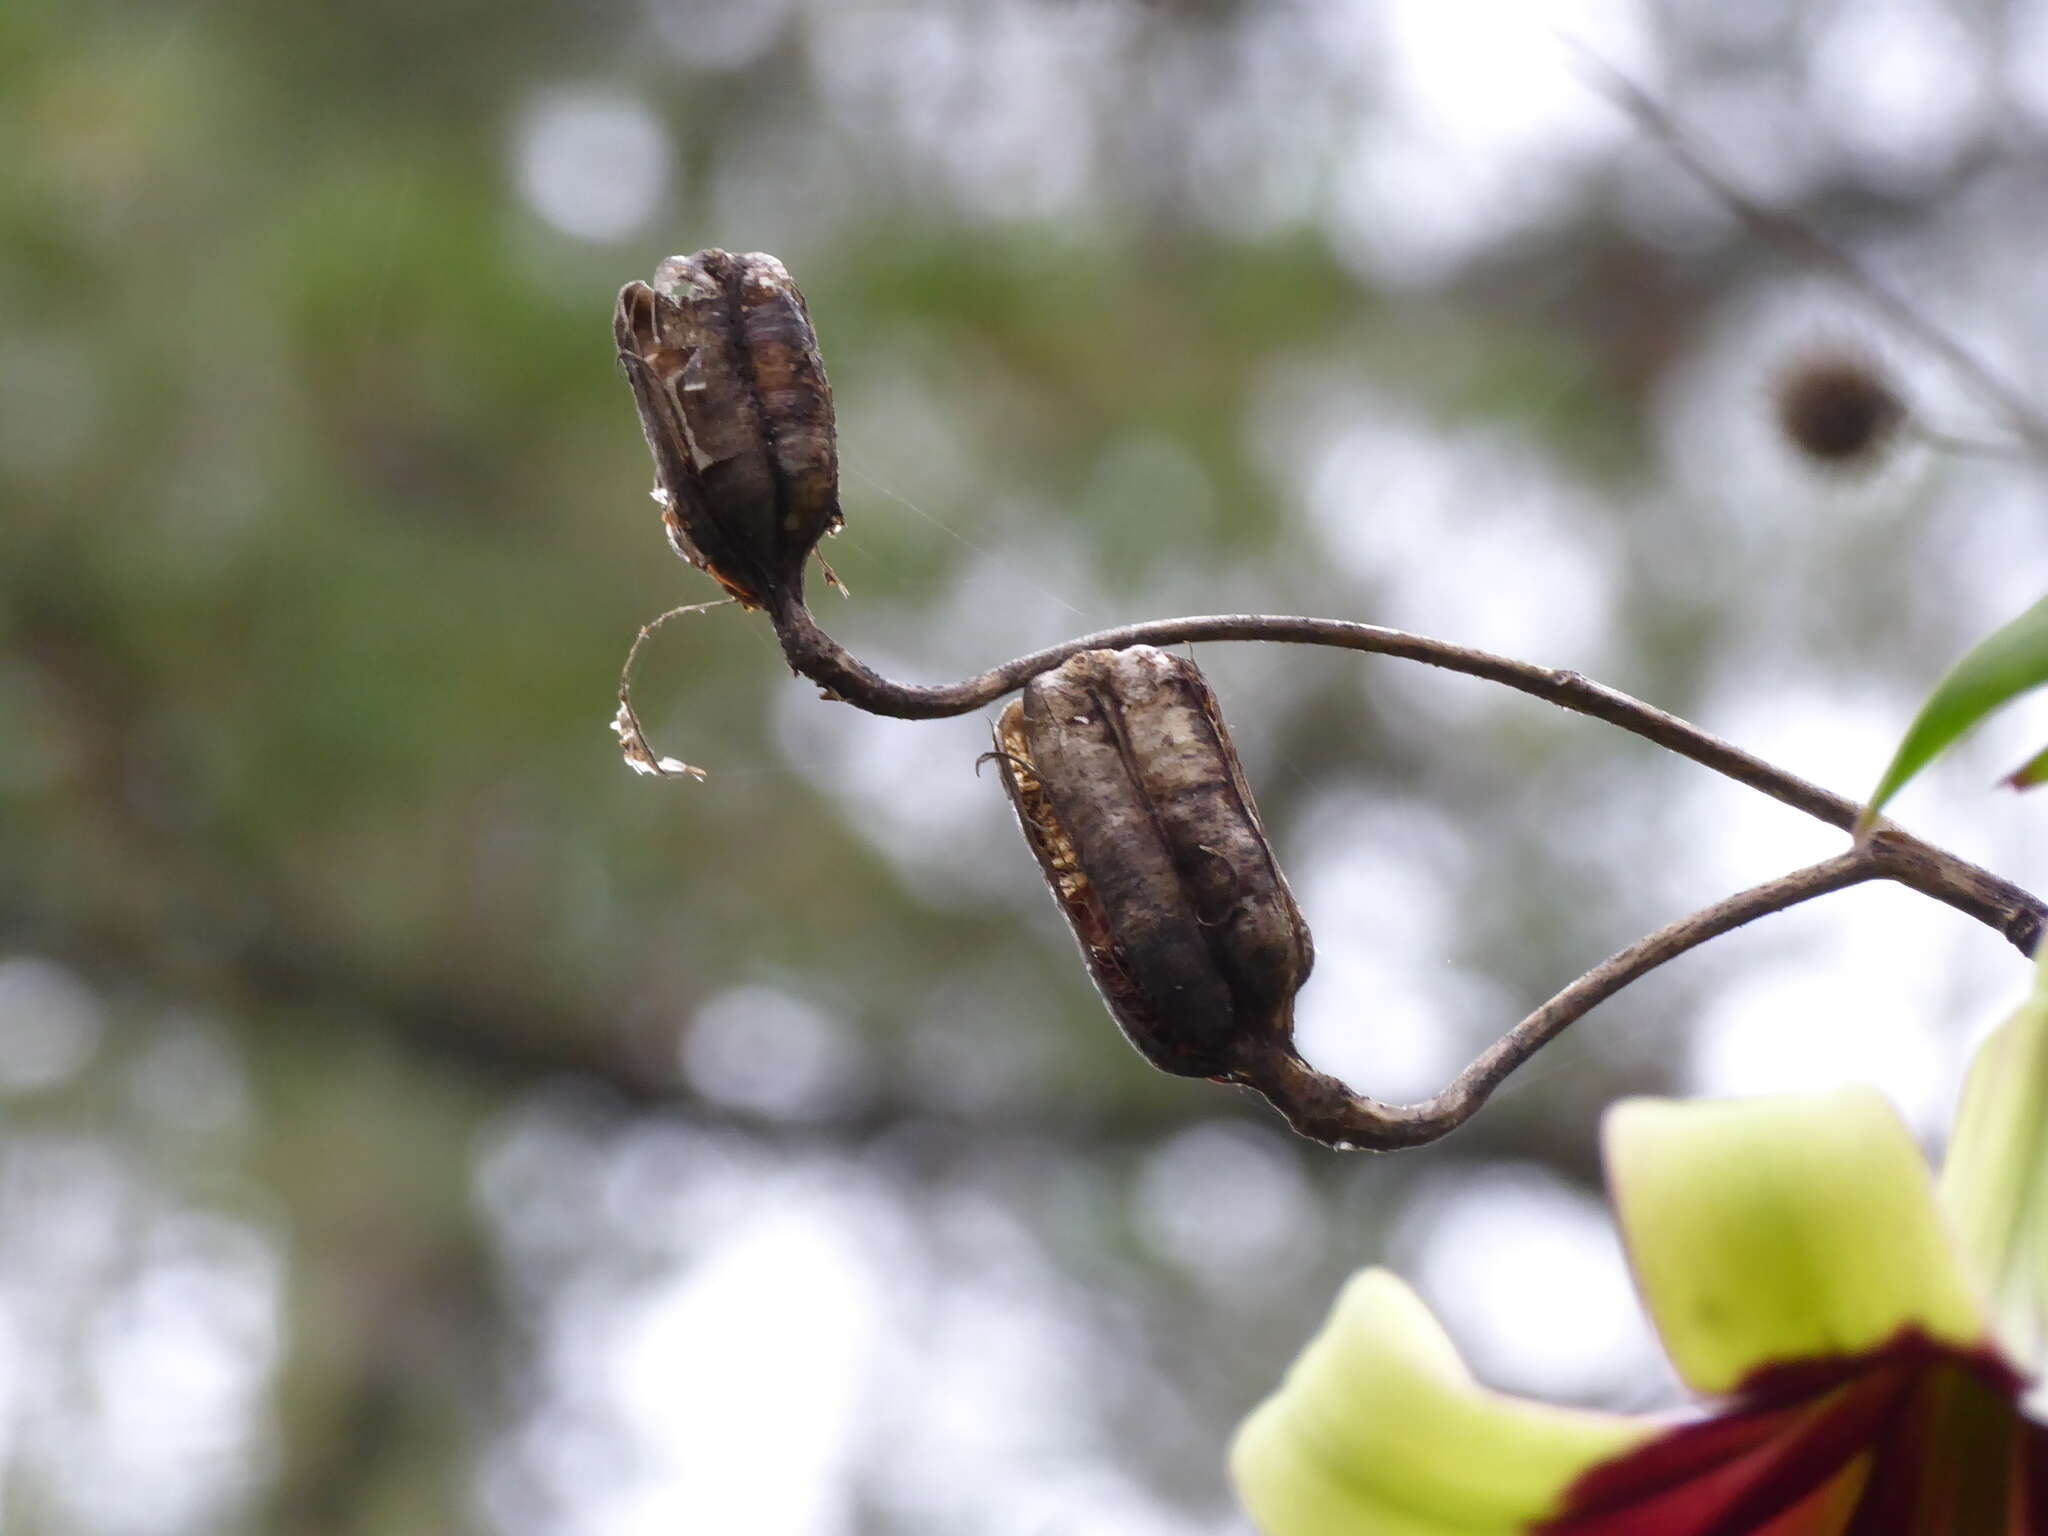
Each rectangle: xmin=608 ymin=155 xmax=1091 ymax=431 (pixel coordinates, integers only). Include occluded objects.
xmin=1246 ymin=849 xmax=1880 ymax=1149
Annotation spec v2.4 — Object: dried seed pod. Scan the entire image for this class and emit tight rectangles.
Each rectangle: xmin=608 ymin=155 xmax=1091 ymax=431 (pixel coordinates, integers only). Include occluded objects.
xmin=993 ymin=647 xmax=1314 ymax=1080
xmin=614 ymin=249 xmax=841 ymax=609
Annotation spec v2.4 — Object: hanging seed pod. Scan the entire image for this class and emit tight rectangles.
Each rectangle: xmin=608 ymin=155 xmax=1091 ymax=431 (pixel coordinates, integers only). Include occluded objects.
xmin=992 ymin=647 xmax=1314 ymax=1081
xmin=614 ymin=249 xmax=841 ymax=609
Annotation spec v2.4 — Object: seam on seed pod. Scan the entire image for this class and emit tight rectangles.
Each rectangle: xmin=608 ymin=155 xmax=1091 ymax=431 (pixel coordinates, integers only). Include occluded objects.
xmin=715 ymin=258 xmax=785 ymax=571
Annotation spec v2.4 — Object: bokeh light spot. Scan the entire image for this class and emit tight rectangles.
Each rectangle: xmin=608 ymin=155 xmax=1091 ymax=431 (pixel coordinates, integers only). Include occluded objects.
xmin=1134 ymin=1121 xmax=1320 ymax=1291
xmin=0 ymin=957 xmax=102 ymax=1094
xmin=683 ymin=984 xmax=865 ymax=1120
xmin=512 ymin=89 xmax=672 ymax=242
xmin=1400 ymin=1162 xmax=1668 ymax=1404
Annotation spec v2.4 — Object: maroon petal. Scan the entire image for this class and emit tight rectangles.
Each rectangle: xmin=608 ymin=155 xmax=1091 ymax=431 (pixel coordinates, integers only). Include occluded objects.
xmin=1543 ymin=1331 xmax=2048 ymax=1535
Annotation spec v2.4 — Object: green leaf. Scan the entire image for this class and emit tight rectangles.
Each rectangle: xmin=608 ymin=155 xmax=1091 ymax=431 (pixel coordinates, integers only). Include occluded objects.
xmin=1861 ymin=594 xmax=2048 ymax=833
xmin=2002 ymin=742 xmax=2048 ymax=791
xmin=1604 ymin=1089 xmax=1985 ymax=1397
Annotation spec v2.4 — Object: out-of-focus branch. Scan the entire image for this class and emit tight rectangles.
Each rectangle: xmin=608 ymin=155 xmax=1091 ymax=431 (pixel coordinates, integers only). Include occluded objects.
xmin=1584 ymin=57 xmax=2048 ymax=457
xmin=0 ymin=897 xmax=1382 ymax=1152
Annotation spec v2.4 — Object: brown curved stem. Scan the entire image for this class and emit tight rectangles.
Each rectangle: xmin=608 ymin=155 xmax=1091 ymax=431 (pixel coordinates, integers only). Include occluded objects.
xmin=770 ymin=596 xmax=2044 ymax=954
xmin=769 ymin=596 xmax=1872 ymax=823
xmin=1260 ymin=827 xmax=2048 ymax=1149
xmin=1585 ymin=59 xmax=2048 ymax=459
xmin=1242 ymin=849 xmax=1880 ymax=1149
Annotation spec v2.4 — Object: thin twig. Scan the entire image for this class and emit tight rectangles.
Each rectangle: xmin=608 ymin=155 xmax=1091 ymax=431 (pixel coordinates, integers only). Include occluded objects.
xmin=1241 ymin=849 xmax=1883 ymax=1149
xmin=1583 ymin=58 xmax=2048 ymax=457
xmin=1908 ymin=422 xmax=2029 ymax=461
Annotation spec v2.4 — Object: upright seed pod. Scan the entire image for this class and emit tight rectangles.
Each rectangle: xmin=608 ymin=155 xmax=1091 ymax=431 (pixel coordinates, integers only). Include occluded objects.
xmin=614 ymin=249 xmax=841 ymax=610
xmin=993 ymin=647 xmax=1314 ymax=1081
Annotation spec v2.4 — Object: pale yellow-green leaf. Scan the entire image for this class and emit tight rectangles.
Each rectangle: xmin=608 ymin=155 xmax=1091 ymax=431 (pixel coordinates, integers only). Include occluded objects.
xmin=1605 ymin=1089 xmax=1984 ymax=1397
xmin=1229 ymin=1268 xmax=1645 ymax=1536
xmin=1941 ymin=943 xmax=2048 ymax=1378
